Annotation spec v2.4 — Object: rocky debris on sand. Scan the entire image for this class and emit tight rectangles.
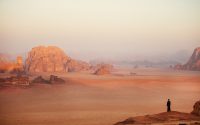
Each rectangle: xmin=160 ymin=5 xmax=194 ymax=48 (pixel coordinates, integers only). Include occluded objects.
xmin=191 ymin=100 xmax=200 ymax=116
xmin=25 ymin=46 xmax=90 ymax=73
xmin=0 ymin=75 xmax=30 ymax=86
xmin=32 ymin=75 xmax=65 ymax=84
xmin=174 ymin=47 xmax=200 ymax=71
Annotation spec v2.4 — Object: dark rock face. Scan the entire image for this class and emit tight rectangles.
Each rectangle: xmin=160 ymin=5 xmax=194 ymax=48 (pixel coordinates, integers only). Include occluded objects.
xmin=174 ymin=47 xmax=200 ymax=71
xmin=49 ymin=75 xmax=65 ymax=83
xmin=32 ymin=75 xmax=65 ymax=84
xmin=25 ymin=46 xmax=90 ymax=73
xmin=32 ymin=76 xmax=50 ymax=84
xmin=191 ymin=100 xmax=200 ymax=116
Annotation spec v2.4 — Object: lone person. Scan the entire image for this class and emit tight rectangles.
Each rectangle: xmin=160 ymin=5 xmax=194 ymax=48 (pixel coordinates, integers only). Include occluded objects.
xmin=167 ymin=99 xmax=171 ymax=112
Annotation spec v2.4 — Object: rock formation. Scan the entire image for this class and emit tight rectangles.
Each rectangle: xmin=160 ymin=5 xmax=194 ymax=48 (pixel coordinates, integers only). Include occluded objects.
xmin=32 ymin=75 xmax=65 ymax=84
xmin=114 ymin=111 xmax=200 ymax=125
xmin=94 ymin=66 xmax=110 ymax=75
xmin=25 ymin=46 xmax=90 ymax=72
xmin=32 ymin=76 xmax=49 ymax=84
xmin=114 ymin=101 xmax=200 ymax=125
xmin=0 ymin=75 xmax=30 ymax=86
xmin=191 ymin=100 xmax=200 ymax=116
xmin=66 ymin=59 xmax=90 ymax=72
xmin=25 ymin=46 xmax=70 ymax=72
xmin=49 ymin=75 xmax=65 ymax=83
xmin=0 ymin=54 xmax=24 ymax=73
xmin=174 ymin=47 xmax=200 ymax=71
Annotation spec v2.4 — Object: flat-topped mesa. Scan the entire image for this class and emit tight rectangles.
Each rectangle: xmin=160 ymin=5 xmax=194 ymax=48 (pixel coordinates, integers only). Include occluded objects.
xmin=25 ymin=45 xmax=90 ymax=73
xmin=174 ymin=47 xmax=200 ymax=71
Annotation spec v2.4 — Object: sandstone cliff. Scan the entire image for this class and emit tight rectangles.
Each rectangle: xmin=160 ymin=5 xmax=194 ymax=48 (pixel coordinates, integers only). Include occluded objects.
xmin=25 ymin=46 xmax=90 ymax=72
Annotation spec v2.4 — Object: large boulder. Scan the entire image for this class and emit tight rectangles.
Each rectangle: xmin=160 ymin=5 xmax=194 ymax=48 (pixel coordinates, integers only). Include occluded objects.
xmin=25 ymin=46 xmax=90 ymax=73
xmin=174 ymin=47 xmax=200 ymax=71
xmin=191 ymin=100 xmax=200 ymax=116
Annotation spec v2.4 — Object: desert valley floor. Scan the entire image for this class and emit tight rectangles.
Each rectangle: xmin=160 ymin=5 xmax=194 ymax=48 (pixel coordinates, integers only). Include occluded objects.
xmin=0 ymin=68 xmax=200 ymax=125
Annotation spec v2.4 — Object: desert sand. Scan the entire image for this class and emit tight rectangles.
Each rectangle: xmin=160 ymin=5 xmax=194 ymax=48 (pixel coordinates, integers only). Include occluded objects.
xmin=0 ymin=68 xmax=200 ymax=125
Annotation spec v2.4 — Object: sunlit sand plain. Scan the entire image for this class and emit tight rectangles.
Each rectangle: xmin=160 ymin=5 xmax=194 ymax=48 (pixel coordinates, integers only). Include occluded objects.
xmin=0 ymin=67 xmax=200 ymax=125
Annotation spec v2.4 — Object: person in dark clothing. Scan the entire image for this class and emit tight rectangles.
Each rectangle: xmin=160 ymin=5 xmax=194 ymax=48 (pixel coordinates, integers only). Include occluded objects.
xmin=167 ymin=99 xmax=171 ymax=112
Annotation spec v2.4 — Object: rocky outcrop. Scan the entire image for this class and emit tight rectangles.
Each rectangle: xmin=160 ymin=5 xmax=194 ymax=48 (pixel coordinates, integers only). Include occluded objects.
xmin=25 ymin=46 xmax=90 ymax=73
xmin=32 ymin=76 xmax=49 ymax=84
xmin=94 ymin=66 xmax=111 ymax=75
xmin=114 ymin=111 xmax=200 ymax=125
xmin=32 ymin=75 xmax=65 ymax=84
xmin=66 ymin=59 xmax=90 ymax=72
xmin=49 ymin=75 xmax=65 ymax=83
xmin=0 ymin=54 xmax=24 ymax=73
xmin=191 ymin=100 xmax=200 ymax=116
xmin=174 ymin=47 xmax=200 ymax=71
xmin=25 ymin=46 xmax=70 ymax=72
xmin=0 ymin=75 xmax=30 ymax=86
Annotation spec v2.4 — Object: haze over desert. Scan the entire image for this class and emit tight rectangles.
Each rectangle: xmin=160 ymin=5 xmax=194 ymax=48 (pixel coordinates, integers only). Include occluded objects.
xmin=1 ymin=0 xmax=200 ymax=125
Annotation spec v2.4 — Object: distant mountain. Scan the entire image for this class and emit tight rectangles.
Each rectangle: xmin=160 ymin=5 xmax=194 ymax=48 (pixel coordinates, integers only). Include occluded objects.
xmin=174 ymin=47 xmax=200 ymax=71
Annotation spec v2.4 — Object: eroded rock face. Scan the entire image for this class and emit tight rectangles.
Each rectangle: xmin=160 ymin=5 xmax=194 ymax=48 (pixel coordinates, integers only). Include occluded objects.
xmin=191 ymin=100 xmax=200 ymax=116
xmin=25 ymin=46 xmax=90 ymax=73
xmin=25 ymin=46 xmax=70 ymax=72
xmin=174 ymin=47 xmax=200 ymax=71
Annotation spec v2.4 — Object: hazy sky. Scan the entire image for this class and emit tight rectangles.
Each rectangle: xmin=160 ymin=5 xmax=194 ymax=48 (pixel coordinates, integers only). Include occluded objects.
xmin=0 ymin=0 xmax=200 ymax=61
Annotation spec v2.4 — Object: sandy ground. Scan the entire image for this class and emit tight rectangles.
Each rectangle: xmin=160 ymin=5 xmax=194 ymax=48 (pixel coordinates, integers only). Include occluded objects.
xmin=0 ymin=68 xmax=200 ymax=125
